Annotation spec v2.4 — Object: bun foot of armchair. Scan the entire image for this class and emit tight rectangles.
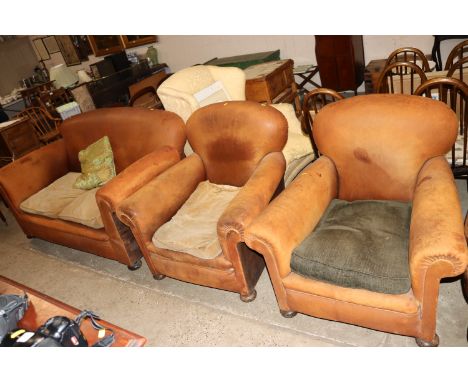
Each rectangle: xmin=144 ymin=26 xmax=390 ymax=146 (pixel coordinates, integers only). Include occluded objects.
xmin=127 ymin=259 xmax=142 ymax=271
xmin=153 ymin=273 xmax=166 ymax=281
xmin=240 ymin=289 xmax=257 ymax=303
xmin=415 ymin=333 xmax=439 ymax=347
xmin=280 ymin=310 xmax=298 ymax=318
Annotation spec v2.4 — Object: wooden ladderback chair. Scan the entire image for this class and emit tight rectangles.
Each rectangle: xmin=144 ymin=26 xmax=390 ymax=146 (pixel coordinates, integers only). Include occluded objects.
xmin=415 ymin=77 xmax=468 ymax=184
xmin=385 ymin=47 xmax=431 ymax=72
xmin=444 ymin=40 xmax=468 ymax=71
xmin=302 ymin=88 xmax=344 ymax=157
xmin=39 ymin=88 xmax=75 ymax=117
xmin=447 ymin=57 xmax=468 ymax=85
xmin=376 ymin=61 xmax=428 ymax=95
xmin=16 ymin=107 xmax=62 ymax=145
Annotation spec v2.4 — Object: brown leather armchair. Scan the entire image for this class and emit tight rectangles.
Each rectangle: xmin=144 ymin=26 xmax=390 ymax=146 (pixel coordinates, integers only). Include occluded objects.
xmin=0 ymin=108 xmax=186 ymax=270
xmin=245 ymin=94 xmax=468 ymax=345
xmin=117 ymin=101 xmax=287 ymax=301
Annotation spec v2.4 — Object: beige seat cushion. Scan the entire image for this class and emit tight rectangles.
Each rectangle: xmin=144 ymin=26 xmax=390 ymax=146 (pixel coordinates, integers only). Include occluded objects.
xmin=20 ymin=172 xmax=103 ymax=229
xmin=152 ymin=180 xmax=240 ymax=259
xmin=57 ymin=188 xmax=103 ymax=229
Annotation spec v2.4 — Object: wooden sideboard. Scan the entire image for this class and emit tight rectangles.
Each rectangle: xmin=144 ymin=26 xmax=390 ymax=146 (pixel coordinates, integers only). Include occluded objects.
xmin=245 ymin=59 xmax=301 ymax=112
xmin=0 ymin=117 xmax=40 ymax=165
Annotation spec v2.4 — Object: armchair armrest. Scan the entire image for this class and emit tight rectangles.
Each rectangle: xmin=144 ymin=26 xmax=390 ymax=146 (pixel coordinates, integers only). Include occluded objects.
xmin=157 ymin=86 xmax=199 ymax=122
xmin=0 ymin=140 xmax=68 ymax=210
xmin=244 ymin=156 xmax=338 ymax=278
xmin=218 ymin=152 xmax=286 ymax=241
xmin=409 ymin=157 xmax=468 ymax=300
xmin=117 ymin=154 xmax=206 ymax=245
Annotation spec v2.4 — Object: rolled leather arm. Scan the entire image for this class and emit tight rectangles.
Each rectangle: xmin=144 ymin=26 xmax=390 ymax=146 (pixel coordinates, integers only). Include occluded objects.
xmin=117 ymin=154 xmax=206 ymax=244
xmin=244 ymin=156 xmax=338 ymax=278
xmin=218 ymin=152 xmax=286 ymax=241
xmin=0 ymin=140 xmax=68 ymax=209
xmin=96 ymin=146 xmax=180 ymax=211
xmin=409 ymin=156 xmax=468 ymax=299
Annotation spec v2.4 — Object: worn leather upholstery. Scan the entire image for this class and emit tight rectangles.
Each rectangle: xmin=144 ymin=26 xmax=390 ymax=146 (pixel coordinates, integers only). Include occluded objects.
xmin=0 ymin=107 xmax=186 ymax=268
xmin=245 ymin=94 xmax=468 ymax=343
xmin=118 ymin=101 xmax=287 ymax=300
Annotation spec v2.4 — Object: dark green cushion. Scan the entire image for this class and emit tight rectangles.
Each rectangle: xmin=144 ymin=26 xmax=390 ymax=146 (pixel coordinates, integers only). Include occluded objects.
xmin=291 ymin=199 xmax=412 ymax=294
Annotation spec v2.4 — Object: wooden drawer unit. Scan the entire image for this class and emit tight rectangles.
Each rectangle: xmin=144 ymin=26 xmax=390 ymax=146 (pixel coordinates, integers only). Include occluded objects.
xmin=0 ymin=117 xmax=40 ymax=164
xmin=245 ymin=59 xmax=299 ymax=106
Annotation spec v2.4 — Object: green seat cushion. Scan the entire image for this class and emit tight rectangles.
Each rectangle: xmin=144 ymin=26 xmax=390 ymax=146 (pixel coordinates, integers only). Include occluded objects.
xmin=74 ymin=136 xmax=116 ymax=190
xmin=291 ymin=199 xmax=412 ymax=294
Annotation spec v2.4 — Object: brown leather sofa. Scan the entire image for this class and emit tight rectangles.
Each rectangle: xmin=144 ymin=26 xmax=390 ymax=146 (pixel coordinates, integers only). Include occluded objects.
xmin=245 ymin=94 xmax=468 ymax=346
xmin=117 ymin=101 xmax=287 ymax=301
xmin=0 ymin=107 xmax=186 ymax=269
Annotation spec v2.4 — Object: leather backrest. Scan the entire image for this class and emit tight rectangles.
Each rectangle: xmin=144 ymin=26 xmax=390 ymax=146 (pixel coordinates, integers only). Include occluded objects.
xmin=59 ymin=107 xmax=186 ymax=173
xmin=186 ymin=101 xmax=288 ymax=186
xmin=313 ymin=94 xmax=458 ymax=201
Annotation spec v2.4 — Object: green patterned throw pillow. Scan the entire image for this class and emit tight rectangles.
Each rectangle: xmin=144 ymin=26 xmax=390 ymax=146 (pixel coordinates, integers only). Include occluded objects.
xmin=73 ymin=136 xmax=116 ymax=190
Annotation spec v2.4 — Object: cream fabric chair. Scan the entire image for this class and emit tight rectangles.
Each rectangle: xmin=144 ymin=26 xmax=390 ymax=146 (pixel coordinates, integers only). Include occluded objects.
xmin=157 ymin=65 xmax=246 ymax=123
xmin=158 ymin=65 xmax=313 ymax=183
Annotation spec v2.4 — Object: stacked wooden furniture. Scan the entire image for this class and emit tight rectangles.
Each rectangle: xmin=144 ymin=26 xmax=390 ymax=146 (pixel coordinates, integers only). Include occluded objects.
xmin=244 ymin=59 xmax=301 ymax=115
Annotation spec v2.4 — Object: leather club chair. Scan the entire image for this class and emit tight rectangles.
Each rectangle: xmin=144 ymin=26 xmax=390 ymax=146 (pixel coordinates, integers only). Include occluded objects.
xmin=117 ymin=101 xmax=287 ymax=301
xmin=244 ymin=94 xmax=468 ymax=345
xmin=0 ymin=108 xmax=186 ymax=270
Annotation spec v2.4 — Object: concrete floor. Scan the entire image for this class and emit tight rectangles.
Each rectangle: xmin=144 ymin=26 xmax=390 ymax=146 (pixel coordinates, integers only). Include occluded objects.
xmin=0 ymin=181 xmax=467 ymax=347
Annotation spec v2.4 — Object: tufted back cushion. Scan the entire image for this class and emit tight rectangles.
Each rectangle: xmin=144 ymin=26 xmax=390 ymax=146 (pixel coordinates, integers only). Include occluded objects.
xmin=59 ymin=107 xmax=186 ymax=174
xmin=313 ymin=94 xmax=458 ymax=201
xmin=186 ymin=101 xmax=288 ymax=186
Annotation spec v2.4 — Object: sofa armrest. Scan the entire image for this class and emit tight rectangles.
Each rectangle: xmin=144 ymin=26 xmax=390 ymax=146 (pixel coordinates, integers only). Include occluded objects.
xmin=117 ymin=154 xmax=206 ymax=245
xmin=244 ymin=156 xmax=338 ymax=278
xmin=157 ymin=86 xmax=199 ymax=123
xmin=0 ymin=140 xmax=68 ymax=210
xmin=409 ymin=157 xmax=468 ymax=300
xmin=96 ymin=146 xmax=180 ymax=212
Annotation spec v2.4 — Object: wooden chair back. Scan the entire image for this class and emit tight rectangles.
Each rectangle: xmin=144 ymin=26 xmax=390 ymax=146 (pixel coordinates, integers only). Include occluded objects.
xmin=385 ymin=47 xmax=431 ymax=72
xmin=376 ymin=62 xmax=428 ymax=95
xmin=302 ymin=88 xmax=344 ymax=157
xmin=415 ymin=77 xmax=468 ymax=174
xmin=447 ymin=57 xmax=468 ymax=85
xmin=16 ymin=107 xmax=62 ymax=145
xmin=39 ymin=87 xmax=75 ymax=117
xmin=444 ymin=40 xmax=468 ymax=71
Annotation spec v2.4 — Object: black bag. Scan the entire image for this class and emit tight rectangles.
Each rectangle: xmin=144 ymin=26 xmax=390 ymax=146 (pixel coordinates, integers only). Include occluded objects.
xmin=1 ymin=310 xmax=115 ymax=347
xmin=0 ymin=294 xmax=28 ymax=342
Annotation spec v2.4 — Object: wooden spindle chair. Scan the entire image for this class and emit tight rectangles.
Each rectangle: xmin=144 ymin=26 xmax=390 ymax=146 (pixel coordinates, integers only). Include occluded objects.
xmin=16 ymin=107 xmax=62 ymax=145
xmin=385 ymin=47 xmax=431 ymax=72
xmin=447 ymin=57 xmax=468 ymax=86
xmin=415 ymin=77 xmax=468 ymax=188
xmin=444 ymin=40 xmax=468 ymax=71
xmin=376 ymin=62 xmax=428 ymax=95
xmin=302 ymin=88 xmax=344 ymax=157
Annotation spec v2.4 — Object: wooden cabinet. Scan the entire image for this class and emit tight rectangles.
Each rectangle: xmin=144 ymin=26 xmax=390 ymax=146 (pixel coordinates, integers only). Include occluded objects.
xmin=0 ymin=117 xmax=40 ymax=165
xmin=245 ymin=59 xmax=300 ymax=111
xmin=315 ymin=35 xmax=365 ymax=93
